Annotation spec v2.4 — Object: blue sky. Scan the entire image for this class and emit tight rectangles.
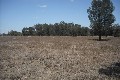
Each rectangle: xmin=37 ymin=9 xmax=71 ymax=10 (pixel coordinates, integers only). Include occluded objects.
xmin=0 ymin=0 xmax=120 ymax=33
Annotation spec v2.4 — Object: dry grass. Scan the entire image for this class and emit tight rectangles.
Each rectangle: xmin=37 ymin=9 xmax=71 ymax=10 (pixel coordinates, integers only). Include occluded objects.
xmin=0 ymin=36 xmax=120 ymax=80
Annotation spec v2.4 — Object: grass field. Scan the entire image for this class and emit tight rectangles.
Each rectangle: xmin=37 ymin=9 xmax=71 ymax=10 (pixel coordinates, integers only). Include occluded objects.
xmin=0 ymin=36 xmax=120 ymax=80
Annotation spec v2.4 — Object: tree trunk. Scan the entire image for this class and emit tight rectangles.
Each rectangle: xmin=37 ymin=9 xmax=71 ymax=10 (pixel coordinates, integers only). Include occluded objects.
xmin=98 ymin=29 xmax=102 ymax=41
xmin=99 ymin=35 xmax=101 ymax=41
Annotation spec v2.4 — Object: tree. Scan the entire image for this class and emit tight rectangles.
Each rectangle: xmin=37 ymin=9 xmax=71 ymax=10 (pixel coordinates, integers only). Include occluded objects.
xmin=81 ymin=27 xmax=90 ymax=36
xmin=35 ymin=24 xmax=43 ymax=36
xmin=8 ymin=30 xmax=22 ymax=36
xmin=29 ymin=27 xmax=36 ymax=36
xmin=49 ymin=24 xmax=56 ymax=36
xmin=22 ymin=27 xmax=29 ymax=36
xmin=113 ymin=24 xmax=120 ymax=37
xmin=87 ymin=0 xmax=115 ymax=40
xmin=22 ymin=27 xmax=35 ymax=36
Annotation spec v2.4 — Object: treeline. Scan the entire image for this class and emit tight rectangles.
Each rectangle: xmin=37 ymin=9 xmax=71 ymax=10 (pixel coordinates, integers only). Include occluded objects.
xmin=1 ymin=21 xmax=120 ymax=37
xmin=22 ymin=21 xmax=90 ymax=36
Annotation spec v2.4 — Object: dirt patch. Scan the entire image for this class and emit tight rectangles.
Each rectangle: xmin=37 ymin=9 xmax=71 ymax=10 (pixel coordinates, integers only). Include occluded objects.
xmin=0 ymin=36 xmax=120 ymax=80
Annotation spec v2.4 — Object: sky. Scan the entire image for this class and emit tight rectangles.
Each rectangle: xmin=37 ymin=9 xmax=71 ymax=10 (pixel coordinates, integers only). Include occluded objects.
xmin=0 ymin=0 xmax=120 ymax=33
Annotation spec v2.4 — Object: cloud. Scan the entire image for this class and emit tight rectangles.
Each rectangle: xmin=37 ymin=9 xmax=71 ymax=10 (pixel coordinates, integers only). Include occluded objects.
xmin=38 ymin=5 xmax=47 ymax=8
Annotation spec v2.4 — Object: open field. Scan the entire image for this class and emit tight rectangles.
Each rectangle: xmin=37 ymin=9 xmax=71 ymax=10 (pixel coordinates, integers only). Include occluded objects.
xmin=0 ymin=36 xmax=120 ymax=80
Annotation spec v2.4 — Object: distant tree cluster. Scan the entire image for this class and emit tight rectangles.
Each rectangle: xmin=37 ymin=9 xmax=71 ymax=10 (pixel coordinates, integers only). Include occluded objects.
xmin=22 ymin=21 xmax=90 ymax=36
xmin=113 ymin=24 xmax=120 ymax=37
xmin=0 ymin=21 xmax=120 ymax=37
xmin=21 ymin=21 xmax=120 ymax=37
xmin=7 ymin=30 xmax=22 ymax=36
xmin=22 ymin=27 xmax=36 ymax=36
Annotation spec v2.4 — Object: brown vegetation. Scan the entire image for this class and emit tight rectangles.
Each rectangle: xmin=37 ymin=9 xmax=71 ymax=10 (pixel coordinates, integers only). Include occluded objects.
xmin=0 ymin=36 xmax=120 ymax=80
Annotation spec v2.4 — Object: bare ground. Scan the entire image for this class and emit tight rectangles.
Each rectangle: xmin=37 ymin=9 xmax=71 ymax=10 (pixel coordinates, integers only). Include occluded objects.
xmin=0 ymin=36 xmax=120 ymax=80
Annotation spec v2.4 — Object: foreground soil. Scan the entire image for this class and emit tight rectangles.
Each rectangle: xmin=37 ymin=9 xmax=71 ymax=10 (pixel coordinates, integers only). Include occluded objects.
xmin=0 ymin=36 xmax=120 ymax=80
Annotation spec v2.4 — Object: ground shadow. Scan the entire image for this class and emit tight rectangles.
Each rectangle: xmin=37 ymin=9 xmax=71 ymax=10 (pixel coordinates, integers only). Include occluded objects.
xmin=89 ymin=38 xmax=110 ymax=41
xmin=99 ymin=62 xmax=120 ymax=78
